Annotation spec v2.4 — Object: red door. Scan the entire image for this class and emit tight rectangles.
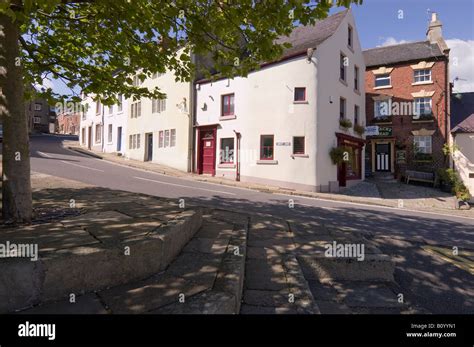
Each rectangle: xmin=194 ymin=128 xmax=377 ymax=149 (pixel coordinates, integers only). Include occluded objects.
xmin=199 ymin=128 xmax=216 ymax=175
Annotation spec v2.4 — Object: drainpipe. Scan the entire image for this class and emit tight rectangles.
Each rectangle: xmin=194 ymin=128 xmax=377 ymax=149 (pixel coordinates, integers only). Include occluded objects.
xmin=233 ymin=130 xmax=241 ymax=181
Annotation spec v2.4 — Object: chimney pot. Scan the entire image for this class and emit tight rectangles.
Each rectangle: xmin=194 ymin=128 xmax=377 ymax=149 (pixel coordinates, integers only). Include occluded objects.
xmin=431 ymin=12 xmax=437 ymax=22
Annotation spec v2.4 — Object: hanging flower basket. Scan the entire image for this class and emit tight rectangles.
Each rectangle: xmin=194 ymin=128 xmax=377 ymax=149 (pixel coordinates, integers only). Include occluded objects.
xmin=330 ymin=146 xmax=349 ymax=165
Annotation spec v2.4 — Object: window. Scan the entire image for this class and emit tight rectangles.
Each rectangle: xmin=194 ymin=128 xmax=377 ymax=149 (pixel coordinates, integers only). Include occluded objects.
xmin=260 ymin=135 xmax=274 ymax=160
xmin=108 ymin=105 xmax=113 ymax=114
xmin=375 ymin=100 xmax=391 ymax=117
xmin=221 ymin=94 xmax=234 ymax=116
xmin=33 ymin=116 xmax=41 ymax=124
xmin=82 ymin=128 xmax=86 ymax=144
xmin=339 ymin=97 xmax=346 ymax=120
xmin=293 ymin=137 xmax=305 ymax=155
xmin=340 ymin=53 xmax=346 ymax=81
xmin=95 ymin=124 xmax=101 ymax=143
xmin=152 ymin=98 xmax=166 ymax=113
xmin=159 ymin=131 xmax=164 ymax=148
xmin=108 ymin=124 xmax=113 ymax=143
xmin=152 ymin=72 xmax=164 ymax=79
xmin=129 ymin=135 xmax=133 ymax=149
xmin=348 ymin=25 xmax=353 ymax=48
xmin=414 ymin=69 xmax=431 ymax=83
xmin=354 ymin=105 xmax=359 ymax=125
xmin=170 ymin=129 xmax=176 ymax=147
xmin=117 ymin=95 xmax=123 ymax=112
xmin=132 ymin=134 xmax=136 ymax=149
xmin=137 ymin=134 xmax=140 ymax=149
xmin=132 ymin=75 xmax=141 ymax=86
xmin=414 ymin=97 xmax=432 ymax=116
xmin=220 ymin=138 xmax=234 ymax=163
xmin=294 ymin=87 xmax=306 ymax=102
xmin=414 ymin=135 xmax=432 ymax=154
xmin=354 ymin=66 xmax=359 ymax=91
xmin=164 ymin=130 xmax=170 ymax=147
xmin=34 ymin=103 xmax=42 ymax=111
xmin=95 ymin=100 xmax=101 ymax=114
xmin=131 ymin=101 xmax=141 ymax=118
xmin=375 ymin=73 xmax=391 ymax=87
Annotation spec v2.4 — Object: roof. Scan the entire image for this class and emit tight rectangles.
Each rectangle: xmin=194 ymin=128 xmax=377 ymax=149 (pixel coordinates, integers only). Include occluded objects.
xmin=276 ymin=9 xmax=348 ymax=58
xmin=452 ymin=113 xmax=474 ymax=133
xmin=451 ymin=92 xmax=474 ymax=129
xmin=363 ymin=40 xmax=445 ymax=67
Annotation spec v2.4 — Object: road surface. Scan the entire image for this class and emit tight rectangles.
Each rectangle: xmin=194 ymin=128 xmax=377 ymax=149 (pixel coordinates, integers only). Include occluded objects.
xmin=27 ymin=134 xmax=474 ymax=314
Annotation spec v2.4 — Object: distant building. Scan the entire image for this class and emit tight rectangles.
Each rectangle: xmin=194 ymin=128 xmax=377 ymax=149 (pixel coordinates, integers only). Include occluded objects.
xmin=25 ymin=98 xmax=56 ymax=134
xmin=363 ymin=13 xmax=450 ymax=179
xmin=57 ymin=111 xmax=80 ymax=135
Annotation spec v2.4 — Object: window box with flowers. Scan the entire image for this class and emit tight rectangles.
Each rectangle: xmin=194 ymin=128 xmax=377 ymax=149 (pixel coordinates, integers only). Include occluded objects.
xmin=339 ymin=118 xmax=352 ymax=130
xmin=353 ymin=123 xmax=365 ymax=136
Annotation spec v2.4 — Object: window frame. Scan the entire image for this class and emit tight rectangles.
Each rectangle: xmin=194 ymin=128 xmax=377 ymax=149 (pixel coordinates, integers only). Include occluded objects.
xmin=339 ymin=97 xmax=346 ymax=120
xmin=117 ymin=95 xmax=123 ymax=113
xmin=34 ymin=103 xmax=42 ymax=111
xmin=220 ymin=137 xmax=235 ymax=164
xmin=414 ymin=97 xmax=432 ymax=116
xmin=340 ymin=53 xmax=346 ymax=81
xmin=260 ymin=135 xmax=274 ymax=160
xmin=95 ymin=124 xmax=101 ymax=143
xmin=348 ymin=25 xmax=353 ymax=48
xmin=413 ymin=69 xmax=432 ymax=83
xmin=294 ymin=87 xmax=306 ymax=102
xmin=107 ymin=124 xmax=113 ymax=143
xmin=354 ymin=65 xmax=359 ymax=91
xmin=293 ymin=136 xmax=305 ymax=155
xmin=374 ymin=99 xmax=391 ymax=118
xmin=413 ymin=135 xmax=432 ymax=154
xmin=354 ymin=104 xmax=359 ymax=125
xmin=375 ymin=73 xmax=391 ymax=88
xmin=164 ymin=129 xmax=170 ymax=147
xmin=170 ymin=129 xmax=176 ymax=147
xmin=221 ymin=93 xmax=235 ymax=117
xmin=158 ymin=130 xmax=164 ymax=148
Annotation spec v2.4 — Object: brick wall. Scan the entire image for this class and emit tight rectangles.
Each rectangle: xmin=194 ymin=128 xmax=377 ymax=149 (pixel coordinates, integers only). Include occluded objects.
xmin=365 ymin=58 xmax=449 ymax=175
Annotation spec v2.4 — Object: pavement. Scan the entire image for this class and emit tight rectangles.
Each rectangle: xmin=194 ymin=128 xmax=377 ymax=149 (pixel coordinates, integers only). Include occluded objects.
xmin=2 ymin=134 xmax=473 ymax=314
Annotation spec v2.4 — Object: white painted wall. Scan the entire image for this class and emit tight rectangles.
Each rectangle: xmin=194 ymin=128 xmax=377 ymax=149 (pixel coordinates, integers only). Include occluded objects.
xmin=80 ymin=94 xmax=128 ymax=154
xmin=103 ymin=97 xmax=128 ymax=154
xmin=315 ymin=9 xmax=366 ymax=189
xmin=453 ymin=133 xmax=474 ymax=202
xmin=195 ymin=9 xmax=366 ymax=192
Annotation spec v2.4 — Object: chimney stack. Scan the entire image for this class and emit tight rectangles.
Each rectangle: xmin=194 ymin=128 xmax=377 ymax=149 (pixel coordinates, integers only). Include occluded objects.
xmin=426 ymin=12 xmax=448 ymax=52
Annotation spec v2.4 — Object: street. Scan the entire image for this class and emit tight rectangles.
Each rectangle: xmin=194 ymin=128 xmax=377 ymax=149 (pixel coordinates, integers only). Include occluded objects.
xmin=29 ymin=134 xmax=474 ymax=313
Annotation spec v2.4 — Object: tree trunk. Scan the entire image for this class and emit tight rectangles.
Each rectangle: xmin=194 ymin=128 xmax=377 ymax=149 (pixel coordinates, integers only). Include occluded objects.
xmin=0 ymin=11 xmax=33 ymax=223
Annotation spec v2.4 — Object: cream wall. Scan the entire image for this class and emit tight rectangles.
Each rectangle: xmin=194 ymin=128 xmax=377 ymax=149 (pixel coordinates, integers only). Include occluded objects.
xmin=126 ymin=67 xmax=192 ymax=171
xmin=315 ymin=10 xmax=366 ymax=189
xmin=453 ymin=133 xmax=474 ymax=202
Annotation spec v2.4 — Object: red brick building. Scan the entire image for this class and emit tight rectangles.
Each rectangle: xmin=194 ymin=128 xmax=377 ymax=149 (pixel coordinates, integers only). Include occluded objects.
xmin=57 ymin=112 xmax=80 ymax=135
xmin=363 ymin=13 xmax=450 ymax=179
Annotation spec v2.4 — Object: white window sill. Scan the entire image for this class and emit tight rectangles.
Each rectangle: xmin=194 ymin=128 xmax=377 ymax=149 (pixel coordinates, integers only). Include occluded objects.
xmin=293 ymin=101 xmax=308 ymax=104
xmin=291 ymin=154 xmax=309 ymax=158
xmin=219 ymin=115 xmax=236 ymax=121
xmin=218 ymin=163 xmax=236 ymax=169
xmin=374 ymin=85 xmax=392 ymax=90
xmin=256 ymin=160 xmax=278 ymax=165
xmin=347 ymin=45 xmax=354 ymax=53
xmin=339 ymin=78 xmax=348 ymax=86
xmin=412 ymin=81 xmax=433 ymax=86
xmin=353 ymin=89 xmax=361 ymax=95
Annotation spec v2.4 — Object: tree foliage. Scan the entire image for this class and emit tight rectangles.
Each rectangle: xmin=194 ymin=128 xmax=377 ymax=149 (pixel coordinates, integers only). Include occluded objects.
xmin=2 ymin=0 xmax=362 ymax=104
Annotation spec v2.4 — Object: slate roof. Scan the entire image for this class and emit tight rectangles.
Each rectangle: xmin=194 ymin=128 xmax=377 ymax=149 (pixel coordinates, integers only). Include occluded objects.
xmin=451 ymin=92 xmax=474 ymax=129
xmin=363 ymin=40 xmax=445 ymax=67
xmin=452 ymin=113 xmax=474 ymax=133
xmin=276 ymin=9 xmax=348 ymax=58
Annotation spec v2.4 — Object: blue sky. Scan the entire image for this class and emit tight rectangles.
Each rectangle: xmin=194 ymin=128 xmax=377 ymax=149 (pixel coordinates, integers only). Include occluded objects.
xmin=333 ymin=0 xmax=474 ymax=48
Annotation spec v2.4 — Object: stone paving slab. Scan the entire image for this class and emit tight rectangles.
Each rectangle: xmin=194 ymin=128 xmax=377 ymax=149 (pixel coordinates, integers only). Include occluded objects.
xmin=60 ymin=210 xmax=133 ymax=228
xmin=19 ymin=293 xmax=108 ymax=314
xmin=240 ymin=304 xmax=298 ymax=314
xmin=245 ymin=259 xmax=287 ymax=291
